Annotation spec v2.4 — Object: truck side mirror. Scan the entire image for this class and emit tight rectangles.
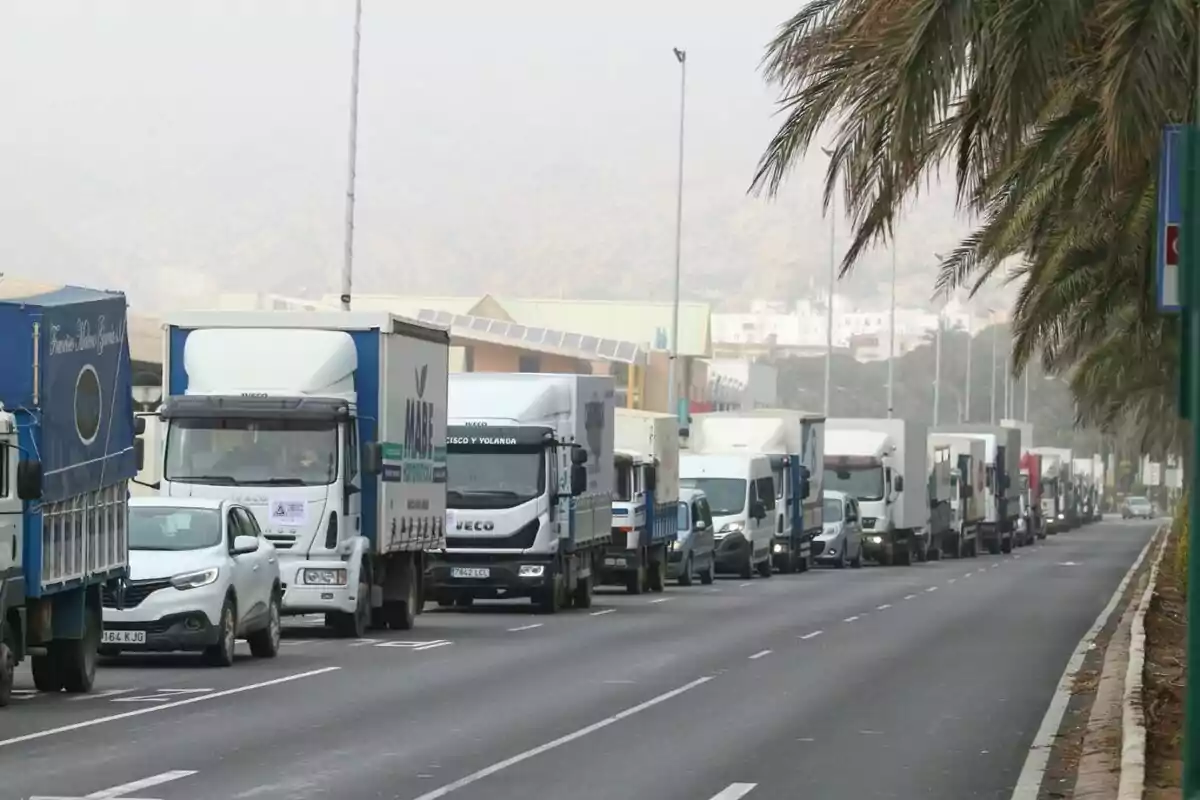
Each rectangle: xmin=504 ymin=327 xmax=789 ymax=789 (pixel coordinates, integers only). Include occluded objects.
xmin=570 ymin=464 xmax=587 ymax=496
xmin=749 ymin=500 xmax=766 ymax=520
xmin=134 ymin=438 xmax=145 ymax=471
xmin=894 ymin=475 xmax=904 ymax=493
xmin=133 ymin=415 xmax=146 ymax=435
xmin=17 ymin=459 xmax=43 ymax=500
xmin=798 ymin=465 xmax=811 ymax=499
xmin=644 ymin=465 xmax=657 ymax=492
xmin=362 ymin=442 xmax=382 ymax=476
xmin=571 ymin=447 xmax=589 ymax=466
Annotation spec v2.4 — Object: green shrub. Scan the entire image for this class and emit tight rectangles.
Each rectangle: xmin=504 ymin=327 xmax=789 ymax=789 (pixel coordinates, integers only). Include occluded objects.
xmin=1176 ymin=492 xmax=1189 ymax=599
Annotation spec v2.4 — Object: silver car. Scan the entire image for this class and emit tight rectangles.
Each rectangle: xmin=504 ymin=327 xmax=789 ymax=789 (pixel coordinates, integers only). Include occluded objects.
xmin=667 ymin=487 xmax=717 ymax=586
xmin=813 ymin=490 xmax=863 ymax=568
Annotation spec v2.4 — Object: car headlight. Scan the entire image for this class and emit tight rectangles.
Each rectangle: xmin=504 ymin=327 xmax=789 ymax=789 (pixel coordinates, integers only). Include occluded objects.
xmin=302 ymin=568 xmax=348 ymax=586
xmin=171 ymin=567 xmax=220 ymax=591
xmin=719 ymin=521 xmax=745 ymax=534
xmin=671 ymin=540 xmax=682 ymax=551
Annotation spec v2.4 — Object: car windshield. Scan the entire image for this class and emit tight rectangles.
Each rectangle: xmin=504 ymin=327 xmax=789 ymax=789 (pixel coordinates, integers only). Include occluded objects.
xmin=677 ymin=502 xmax=690 ymax=531
xmin=447 ymin=450 xmax=545 ymax=509
xmin=679 ymin=478 xmax=746 ymax=516
xmin=822 ymin=498 xmax=843 ymax=521
xmin=130 ymin=507 xmax=223 ymax=551
xmin=823 ymin=464 xmax=885 ymax=502
xmin=1128 ymin=497 xmax=1151 ymax=506
xmin=165 ymin=417 xmax=337 ymax=486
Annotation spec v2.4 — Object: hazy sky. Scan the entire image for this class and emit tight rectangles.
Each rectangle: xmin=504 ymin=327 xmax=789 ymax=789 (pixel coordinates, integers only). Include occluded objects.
xmin=0 ymin=2 xmax=985 ymax=314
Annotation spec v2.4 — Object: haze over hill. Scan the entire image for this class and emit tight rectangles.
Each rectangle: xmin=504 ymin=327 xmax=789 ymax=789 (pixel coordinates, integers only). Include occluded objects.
xmin=0 ymin=1 xmax=1002 ymax=317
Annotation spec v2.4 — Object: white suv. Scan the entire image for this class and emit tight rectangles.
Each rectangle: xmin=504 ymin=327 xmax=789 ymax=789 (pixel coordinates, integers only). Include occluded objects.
xmin=102 ymin=497 xmax=282 ymax=667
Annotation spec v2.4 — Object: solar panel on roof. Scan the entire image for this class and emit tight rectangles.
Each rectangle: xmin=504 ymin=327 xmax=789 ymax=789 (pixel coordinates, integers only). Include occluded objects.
xmin=598 ymin=339 xmax=617 ymax=357
xmin=563 ymin=333 xmax=581 ymax=349
xmin=580 ymin=336 xmax=599 ymax=352
xmin=615 ymin=342 xmax=636 ymax=361
xmin=452 ymin=314 xmax=473 ymax=328
xmin=525 ymin=327 xmax=546 ymax=342
xmin=470 ymin=317 xmax=491 ymax=331
xmin=543 ymin=330 xmax=564 ymax=347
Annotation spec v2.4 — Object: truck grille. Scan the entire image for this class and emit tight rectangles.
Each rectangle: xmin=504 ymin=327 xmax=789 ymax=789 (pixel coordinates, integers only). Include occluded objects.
xmin=861 ymin=517 xmax=877 ymax=530
xmin=445 ymin=519 xmax=540 ymax=550
xmin=102 ymin=579 xmax=173 ymax=609
xmin=264 ymin=533 xmax=296 ymax=550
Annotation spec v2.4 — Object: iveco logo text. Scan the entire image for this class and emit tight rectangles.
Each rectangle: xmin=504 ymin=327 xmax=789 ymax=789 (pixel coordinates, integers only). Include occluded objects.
xmin=456 ymin=520 xmax=495 ymax=531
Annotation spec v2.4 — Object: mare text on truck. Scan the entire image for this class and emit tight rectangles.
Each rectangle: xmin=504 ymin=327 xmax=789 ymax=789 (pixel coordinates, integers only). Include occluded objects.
xmin=928 ymin=434 xmax=985 ymax=558
xmin=599 ymin=409 xmax=679 ymax=594
xmin=687 ymin=410 xmax=824 ymax=573
xmin=0 ymin=286 xmax=141 ymax=706
xmin=159 ymin=311 xmax=449 ymax=637
xmin=933 ymin=425 xmax=1022 ymax=554
xmin=824 ymin=419 xmax=929 ymax=566
xmin=429 ymin=373 xmax=614 ymax=613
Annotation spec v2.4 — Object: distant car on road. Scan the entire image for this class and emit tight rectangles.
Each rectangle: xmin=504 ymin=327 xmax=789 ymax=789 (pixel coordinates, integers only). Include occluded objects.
xmin=101 ymin=497 xmax=282 ymax=666
xmin=668 ymin=487 xmax=717 ymax=586
xmin=813 ymin=490 xmax=863 ymax=568
xmin=1121 ymin=496 xmax=1155 ymax=520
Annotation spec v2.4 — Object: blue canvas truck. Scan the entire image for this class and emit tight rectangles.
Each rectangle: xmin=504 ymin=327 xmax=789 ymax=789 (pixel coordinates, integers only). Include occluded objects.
xmin=0 ymin=286 xmax=140 ymax=706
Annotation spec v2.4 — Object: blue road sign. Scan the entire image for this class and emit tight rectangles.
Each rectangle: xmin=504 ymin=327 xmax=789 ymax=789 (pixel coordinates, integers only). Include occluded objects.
xmin=1157 ymin=124 xmax=1185 ymax=311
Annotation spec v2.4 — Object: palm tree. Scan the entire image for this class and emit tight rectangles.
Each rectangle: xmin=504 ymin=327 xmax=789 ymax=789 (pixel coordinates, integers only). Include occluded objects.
xmin=750 ymin=0 xmax=1195 ymax=447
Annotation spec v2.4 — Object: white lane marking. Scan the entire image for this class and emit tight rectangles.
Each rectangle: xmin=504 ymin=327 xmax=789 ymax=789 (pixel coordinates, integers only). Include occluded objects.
xmin=70 ymin=688 xmax=135 ymax=702
xmin=964 ymin=572 xmax=974 ymax=578
xmin=508 ymin=624 xmax=544 ymax=632
xmin=12 ymin=689 xmax=37 ymax=701
xmin=748 ymin=649 xmax=772 ymax=660
xmin=707 ymin=783 xmax=757 ymax=800
xmin=281 ymin=639 xmax=317 ymax=647
xmin=800 ymin=630 xmax=823 ymax=640
xmin=30 ymin=769 xmax=198 ymax=799
xmin=649 ymin=597 xmax=672 ymax=604
xmin=903 ymin=594 xmax=916 ymax=600
xmin=0 ymin=667 xmax=341 ymax=749
xmin=375 ymin=640 xmax=453 ymax=649
xmin=738 ymin=582 xmax=752 ymax=588
xmin=1008 ymin=526 xmax=1162 ymax=800
xmin=926 ymin=586 xmax=938 ymax=593
xmin=876 ymin=603 xmax=891 ymax=610
xmin=947 ymin=578 xmax=957 ymax=584
xmin=1014 ymin=554 xmax=1022 ymax=559
xmin=589 ymin=609 xmax=615 ymax=616
xmin=414 ymin=641 xmax=454 ymax=651
xmin=350 ymin=638 xmax=380 ymax=646
xmin=843 ymin=615 xmax=860 ymax=622
xmin=408 ymin=676 xmax=713 ymax=800
xmin=111 ymin=689 xmax=213 ymax=703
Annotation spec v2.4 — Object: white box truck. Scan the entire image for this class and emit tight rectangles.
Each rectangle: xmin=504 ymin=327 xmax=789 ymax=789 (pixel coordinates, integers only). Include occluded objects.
xmin=429 ymin=373 xmax=614 ymax=613
xmin=928 ymin=434 xmax=986 ymax=558
xmin=688 ymin=410 xmax=824 ymax=573
xmin=825 ymin=419 xmax=929 ymax=566
xmin=1033 ymin=448 xmax=1070 ymax=533
xmin=160 ymin=311 xmax=450 ymax=637
xmin=598 ymin=409 xmax=679 ymax=593
xmin=934 ymin=425 xmax=1022 ymax=553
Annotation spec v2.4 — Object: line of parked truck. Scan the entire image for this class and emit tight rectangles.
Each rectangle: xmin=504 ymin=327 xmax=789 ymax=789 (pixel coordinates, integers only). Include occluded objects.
xmin=0 ymin=294 xmax=1112 ymax=707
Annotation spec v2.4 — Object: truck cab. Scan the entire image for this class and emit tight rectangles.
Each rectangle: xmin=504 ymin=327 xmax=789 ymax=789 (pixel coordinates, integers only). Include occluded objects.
xmin=823 ymin=429 xmax=909 ymax=565
xmin=929 ymin=433 xmax=985 ymax=558
xmin=679 ymin=452 xmax=775 ymax=579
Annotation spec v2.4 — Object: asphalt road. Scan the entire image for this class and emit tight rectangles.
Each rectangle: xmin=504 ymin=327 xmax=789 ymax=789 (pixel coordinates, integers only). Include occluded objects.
xmin=0 ymin=518 xmax=1156 ymax=800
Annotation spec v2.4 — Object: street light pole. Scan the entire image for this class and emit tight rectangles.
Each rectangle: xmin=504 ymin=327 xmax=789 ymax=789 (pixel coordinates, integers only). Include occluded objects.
xmin=990 ymin=311 xmax=999 ymax=424
xmin=964 ymin=309 xmax=972 ymax=422
xmin=340 ymin=0 xmax=363 ymax=312
xmin=886 ymin=245 xmax=897 ymax=418
xmin=821 ymin=147 xmax=837 ymax=416
xmin=667 ymin=47 xmax=687 ymax=420
xmin=1024 ymin=365 xmax=1030 ymax=422
xmin=933 ymin=311 xmax=942 ymax=426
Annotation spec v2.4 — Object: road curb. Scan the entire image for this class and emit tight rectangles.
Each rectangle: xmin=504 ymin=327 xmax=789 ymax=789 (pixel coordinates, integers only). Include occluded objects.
xmin=1117 ymin=523 xmax=1171 ymax=800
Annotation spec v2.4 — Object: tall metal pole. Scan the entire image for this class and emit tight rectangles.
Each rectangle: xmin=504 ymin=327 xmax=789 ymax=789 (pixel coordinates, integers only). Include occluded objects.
xmin=1023 ymin=366 xmax=1030 ymax=422
xmin=821 ymin=147 xmax=837 ymax=416
xmin=667 ymin=47 xmax=687 ymax=419
xmin=339 ymin=0 xmax=363 ymax=312
xmin=990 ymin=312 xmax=999 ymax=424
xmin=933 ymin=311 xmax=942 ymax=426
xmin=1003 ymin=345 xmax=1011 ymax=419
xmin=886 ymin=245 xmax=897 ymax=418
xmin=964 ymin=311 xmax=973 ymax=422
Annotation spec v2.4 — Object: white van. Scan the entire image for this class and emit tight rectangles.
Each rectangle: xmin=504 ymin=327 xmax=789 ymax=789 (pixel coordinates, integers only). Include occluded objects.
xmin=679 ymin=453 xmax=775 ymax=579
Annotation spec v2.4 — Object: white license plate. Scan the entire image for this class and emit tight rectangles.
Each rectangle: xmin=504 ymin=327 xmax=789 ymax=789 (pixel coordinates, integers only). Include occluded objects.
xmin=450 ymin=567 xmax=490 ymax=579
xmin=604 ymin=558 xmax=620 ymax=566
xmin=102 ymin=629 xmax=146 ymax=645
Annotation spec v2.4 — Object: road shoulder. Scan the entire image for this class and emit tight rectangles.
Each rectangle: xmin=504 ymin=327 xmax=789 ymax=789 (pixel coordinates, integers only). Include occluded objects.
xmin=1145 ymin=523 xmax=1185 ymax=799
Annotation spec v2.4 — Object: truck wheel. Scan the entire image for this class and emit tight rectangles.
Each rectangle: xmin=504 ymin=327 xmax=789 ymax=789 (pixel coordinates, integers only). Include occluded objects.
xmin=796 ymin=549 xmax=810 ymax=573
xmin=928 ymin=545 xmax=941 ymax=561
xmin=648 ymin=558 xmax=666 ymax=593
xmin=31 ymin=653 xmax=63 ymax=692
xmin=0 ymin=641 xmax=14 ymax=707
xmin=850 ymin=545 xmax=863 ymax=569
xmin=778 ymin=552 xmax=795 ymax=574
xmin=678 ymin=555 xmax=694 ymax=587
xmin=534 ymin=576 xmax=561 ymax=614
xmin=739 ymin=555 xmax=754 ymax=580
xmin=58 ymin=604 xmax=101 ymax=693
xmin=625 ymin=566 xmax=645 ymax=595
xmin=204 ymin=599 xmax=237 ymax=667
xmin=1001 ymin=535 xmax=1013 ymax=554
xmin=756 ymin=556 xmax=773 ymax=578
xmin=384 ymin=572 xmax=420 ymax=631
xmin=572 ymin=574 xmax=594 ymax=609
xmin=893 ymin=545 xmax=912 ymax=567
xmin=247 ymin=594 xmax=282 ymax=659
xmin=699 ymin=559 xmax=715 ymax=585
xmin=987 ymin=538 xmax=1001 ymax=555
xmin=332 ymin=580 xmax=371 ymax=638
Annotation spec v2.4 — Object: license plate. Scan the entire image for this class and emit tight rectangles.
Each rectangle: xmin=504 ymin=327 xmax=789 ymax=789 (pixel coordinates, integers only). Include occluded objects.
xmin=604 ymin=558 xmax=620 ymax=566
xmin=102 ymin=629 xmax=146 ymax=645
xmin=450 ymin=567 xmax=490 ymax=579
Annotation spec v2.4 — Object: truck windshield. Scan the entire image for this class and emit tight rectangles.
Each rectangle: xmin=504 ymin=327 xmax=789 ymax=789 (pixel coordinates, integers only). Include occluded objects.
xmin=823 ymin=465 xmax=885 ymax=501
xmin=446 ymin=450 xmax=545 ymax=509
xmin=164 ymin=418 xmax=338 ymax=486
xmin=129 ymin=507 xmax=222 ymax=551
xmin=679 ymin=478 xmax=745 ymax=516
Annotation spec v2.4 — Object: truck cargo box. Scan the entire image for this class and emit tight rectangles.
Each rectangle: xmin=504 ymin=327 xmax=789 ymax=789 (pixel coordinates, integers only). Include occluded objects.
xmin=615 ymin=409 xmax=679 ymax=505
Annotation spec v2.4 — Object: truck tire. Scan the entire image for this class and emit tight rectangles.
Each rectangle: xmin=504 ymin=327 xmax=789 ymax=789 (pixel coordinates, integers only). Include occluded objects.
xmin=678 ymin=555 xmax=694 ymax=587
xmin=893 ymin=544 xmax=912 ymax=567
xmin=739 ymin=554 xmax=753 ymax=580
xmin=59 ymin=604 xmax=101 ymax=693
xmin=1001 ymin=535 xmax=1013 ymax=554
xmin=0 ymin=640 xmax=14 ymax=707
xmin=533 ymin=576 xmax=562 ymax=614
xmin=625 ymin=565 xmax=645 ymax=595
xmin=699 ymin=559 xmax=715 ymax=585
xmin=31 ymin=653 xmax=63 ymax=692
xmin=756 ymin=556 xmax=773 ymax=578
xmin=928 ymin=544 xmax=941 ymax=561
xmin=383 ymin=570 xmax=420 ymax=631
xmin=572 ymin=574 xmax=594 ymax=609
xmin=987 ymin=537 xmax=1001 ymax=555
xmin=648 ymin=558 xmax=666 ymax=592
xmin=331 ymin=579 xmax=371 ymax=639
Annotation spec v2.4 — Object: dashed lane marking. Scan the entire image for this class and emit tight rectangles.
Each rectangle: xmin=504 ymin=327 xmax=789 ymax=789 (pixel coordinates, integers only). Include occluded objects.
xmin=903 ymin=594 xmax=917 ymax=600
xmin=748 ymin=650 xmax=772 ymax=660
xmin=31 ymin=768 xmax=198 ymax=800
xmin=800 ymin=630 xmax=823 ymax=640
xmin=649 ymin=597 xmax=672 ymax=604
xmin=843 ymin=615 xmax=860 ymax=622
xmin=707 ymin=783 xmax=758 ymax=800
xmin=876 ymin=603 xmax=891 ymax=610
xmin=507 ymin=624 xmax=544 ymax=632
xmin=589 ymin=609 xmax=615 ymax=616
xmin=926 ymin=586 xmax=938 ymax=592
xmin=374 ymin=639 xmax=454 ymax=650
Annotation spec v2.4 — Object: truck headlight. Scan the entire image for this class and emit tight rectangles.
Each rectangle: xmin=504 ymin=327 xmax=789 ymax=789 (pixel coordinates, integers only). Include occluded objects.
xmin=518 ymin=565 xmax=545 ymax=578
xmin=719 ymin=521 xmax=745 ymax=534
xmin=869 ymin=535 xmax=883 ymax=544
xmin=670 ymin=540 xmax=682 ymax=551
xmin=773 ymin=543 xmax=783 ymax=553
xmin=302 ymin=568 xmax=348 ymax=586
xmin=171 ymin=567 xmax=219 ymax=591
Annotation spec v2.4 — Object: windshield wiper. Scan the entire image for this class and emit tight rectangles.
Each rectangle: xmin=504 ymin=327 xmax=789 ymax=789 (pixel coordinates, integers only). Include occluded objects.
xmin=171 ymin=475 xmax=237 ymax=485
xmin=241 ymin=477 xmax=309 ymax=486
xmin=453 ymin=489 xmax=523 ymax=497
